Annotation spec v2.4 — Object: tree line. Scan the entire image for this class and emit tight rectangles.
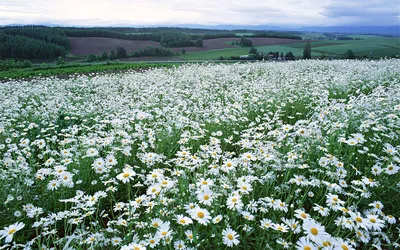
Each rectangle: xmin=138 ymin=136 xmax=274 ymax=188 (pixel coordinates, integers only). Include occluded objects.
xmin=0 ymin=33 xmax=67 ymax=59
xmin=86 ymin=46 xmax=175 ymax=62
xmin=1 ymin=26 xmax=70 ymax=49
xmin=0 ymin=25 xmax=303 ymax=60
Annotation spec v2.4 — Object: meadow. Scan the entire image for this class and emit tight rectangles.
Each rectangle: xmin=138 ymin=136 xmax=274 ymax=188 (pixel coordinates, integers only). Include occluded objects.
xmin=0 ymin=60 xmax=399 ymax=249
xmin=181 ymin=36 xmax=400 ymax=60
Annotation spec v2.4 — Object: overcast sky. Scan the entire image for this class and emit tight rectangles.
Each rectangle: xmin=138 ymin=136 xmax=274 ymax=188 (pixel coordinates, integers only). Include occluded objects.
xmin=0 ymin=0 xmax=399 ymax=27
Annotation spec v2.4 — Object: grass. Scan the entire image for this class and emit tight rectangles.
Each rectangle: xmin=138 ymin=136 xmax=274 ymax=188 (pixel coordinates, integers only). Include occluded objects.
xmin=256 ymin=45 xmax=324 ymax=57
xmin=275 ymin=37 xmax=400 ymax=58
xmin=180 ymin=36 xmax=400 ymax=60
xmin=180 ymin=48 xmax=250 ymax=60
xmin=0 ymin=62 xmax=182 ymax=81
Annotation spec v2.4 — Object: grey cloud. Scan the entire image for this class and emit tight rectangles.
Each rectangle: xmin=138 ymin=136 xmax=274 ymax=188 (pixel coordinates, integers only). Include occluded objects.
xmin=321 ymin=0 xmax=400 ymax=18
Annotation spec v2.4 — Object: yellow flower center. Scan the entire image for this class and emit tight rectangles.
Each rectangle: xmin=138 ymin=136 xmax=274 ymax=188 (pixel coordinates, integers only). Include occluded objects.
xmin=161 ymin=231 xmax=167 ymax=236
xmin=301 ymin=213 xmax=307 ymax=219
xmin=8 ymin=229 xmax=16 ymax=235
xmin=370 ymin=218 xmax=376 ymax=223
xmin=310 ymin=228 xmax=318 ymax=235
xmin=304 ymin=247 xmax=311 ymax=250
xmin=324 ymin=241 xmax=332 ymax=247
xmin=123 ymin=173 xmax=130 ymax=178
xmin=149 ymin=240 xmax=155 ymax=244
xmin=204 ymin=195 xmax=210 ymax=200
xmin=355 ymin=217 xmax=362 ymax=223
xmin=179 ymin=219 xmax=186 ymax=224
xmin=227 ymin=234 xmax=234 ymax=240
xmin=342 ymin=244 xmax=349 ymax=250
xmin=197 ymin=212 xmax=204 ymax=218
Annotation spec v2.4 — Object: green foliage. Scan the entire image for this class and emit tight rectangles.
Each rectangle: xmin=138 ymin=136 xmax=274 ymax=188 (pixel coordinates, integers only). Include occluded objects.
xmin=56 ymin=56 xmax=66 ymax=65
xmin=1 ymin=25 xmax=70 ymax=49
xmin=345 ymin=49 xmax=356 ymax=59
xmin=320 ymin=53 xmax=328 ymax=60
xmin=109 ymin=50 xmax=116 ymax=60
xmin=135 ymin=46 xmax=174 ymax=57
xmin=285 ymin=51 xmax=295 ymax=60
xmin=0 ymin=62 xmax=181 ymax=80
xmin=249 ymin=47 xmax=257 ymax=54
xmin=0 ymin=59 xmax=32 ymax=71
xmin=303 ymin=42 xmax=312 ymax=59
xmin=116 ymin=46 xmax=127 ymax=58
xmin=181 ymin=49 xmax=186 ymax=55
xmin=0 ymin=33 xmax=67 ymax=59
xmin=101 ymin=51 xmax=108 ymax=60
xmin=239 ymin=37 xmax=253 ymax=47
xmin=86 ymin=54 xmax=98 ymax=62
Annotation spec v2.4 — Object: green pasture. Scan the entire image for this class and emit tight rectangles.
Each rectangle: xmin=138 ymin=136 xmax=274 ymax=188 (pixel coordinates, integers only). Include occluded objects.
xmin=181 ymin=36 xmax=399 ymax=60
xmin=256 ymin=45 xmax=323 ymax=57
xmin=180 ymin=48 xmax=250 ymax=60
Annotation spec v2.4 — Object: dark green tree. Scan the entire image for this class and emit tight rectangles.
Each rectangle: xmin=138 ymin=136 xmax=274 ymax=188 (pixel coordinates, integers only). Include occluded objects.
xmin=249 ymin=47 xmax=257 ymax=54
xmin=303 ymin=43 xmax=312 ymax=59
xmin=285 ymin=51 xmax=295 ymax=60
xmin=109 ymin=50 xmax=116 ymax=60
xmin=86 ymin=54 xmax=97 ymax=62
xmin=56 ymin=56 xmax=66 ymax=65
xmin=195 ymin=39 xmax=203 ymax=47
xmin=345 ymin=50 xmax=355 ymax=59
xmin=101 ymin=51 xmax=108 ymax=60
xmin=116 ymin=46 xmax=127 ymax=58
xmin=181 ymin=49 xmax=186 ymax=55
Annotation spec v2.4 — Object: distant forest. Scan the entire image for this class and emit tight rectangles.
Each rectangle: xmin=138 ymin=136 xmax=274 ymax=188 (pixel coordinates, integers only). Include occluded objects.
xmin=0 ymin=26 xmax=302 ymax=59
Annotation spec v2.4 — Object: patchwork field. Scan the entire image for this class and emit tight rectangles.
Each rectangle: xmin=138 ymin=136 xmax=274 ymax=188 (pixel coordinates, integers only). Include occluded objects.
xmin=1 ymin=60 xmax=399 ymax=249
xmin=68 ymin=37 xmax=161 ymax=55
xmin=68 ymin=36 xmax=309 ymax=56
xmin=180 ymin=36 xmax=399 ymax=59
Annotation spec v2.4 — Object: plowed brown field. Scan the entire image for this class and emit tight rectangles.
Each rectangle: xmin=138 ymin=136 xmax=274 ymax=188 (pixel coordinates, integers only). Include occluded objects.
xmin=69 ymin=37 xmax=309 ymax=55
xmin=68 ymin=37 xmax=161 ymax=55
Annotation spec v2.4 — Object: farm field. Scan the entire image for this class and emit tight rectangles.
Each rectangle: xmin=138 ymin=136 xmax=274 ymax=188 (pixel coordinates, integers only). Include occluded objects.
xmin=68 ymin=36 xmax=307 ymax=56
xmin=0 ymin=60 xmax=400 ymax=249
xmin=0 ymin=62 xmax=182 ymax=81
xmin=180 ymin=36 xmax=399 ymax=59
xmin=285 ymin=37 xmax=400 ymax=58
xmin=68 ymin=37 xmax=161 ymax=55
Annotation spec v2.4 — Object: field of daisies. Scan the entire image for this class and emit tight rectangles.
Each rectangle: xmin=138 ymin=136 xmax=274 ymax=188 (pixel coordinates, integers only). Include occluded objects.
xmin=0 ymin=60 xmax=399 ymax=249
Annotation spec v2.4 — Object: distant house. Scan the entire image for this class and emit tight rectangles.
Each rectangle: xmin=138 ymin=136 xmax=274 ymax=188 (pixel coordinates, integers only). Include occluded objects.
xmin=239 ymin=55 xmax=249 ymax=59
